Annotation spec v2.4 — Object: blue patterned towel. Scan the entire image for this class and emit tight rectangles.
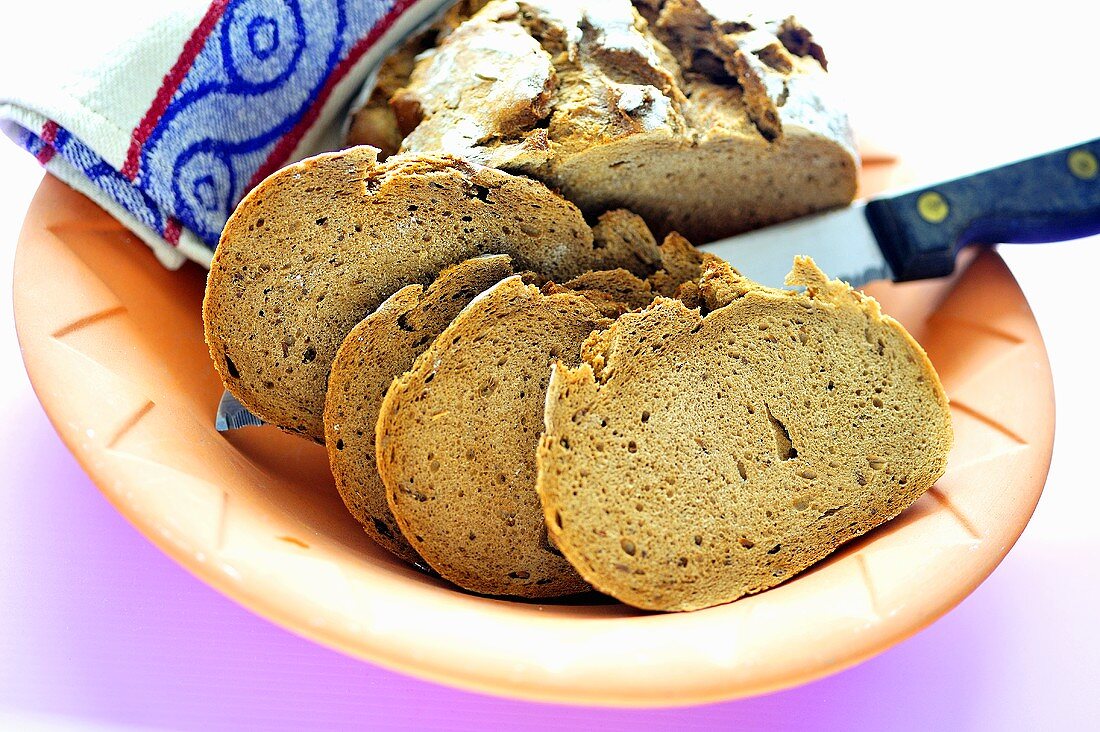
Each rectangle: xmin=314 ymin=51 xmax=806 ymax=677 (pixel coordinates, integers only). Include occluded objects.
xmin=1 ymin=0 xmax=448 ymax=269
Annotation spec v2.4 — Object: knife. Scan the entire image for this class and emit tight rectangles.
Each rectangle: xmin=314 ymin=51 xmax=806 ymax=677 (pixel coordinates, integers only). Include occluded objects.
xmin=700 ymin=138 xmax=1100 ymax=288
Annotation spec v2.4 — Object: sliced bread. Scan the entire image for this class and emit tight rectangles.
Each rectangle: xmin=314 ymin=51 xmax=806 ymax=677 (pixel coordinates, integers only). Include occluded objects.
xmin=325 ymin=255 xmax=516 ymax=563
xmin=550 ymin=268 xmax=659 ymax=317
xmin=203 ymin=146 xmax=666 ymax=441
xmin=537 ymin=257 xmax=953 ymax=611
xmin=375 ymin=276 xmax=613 ymax=597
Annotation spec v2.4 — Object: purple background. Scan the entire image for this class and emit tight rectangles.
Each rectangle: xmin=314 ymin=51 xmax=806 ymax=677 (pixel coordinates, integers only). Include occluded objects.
xmin=2 ymin=147 xmax=1098 ymax=730
xmin=0 ymin=378 xmax=1093 ymax=730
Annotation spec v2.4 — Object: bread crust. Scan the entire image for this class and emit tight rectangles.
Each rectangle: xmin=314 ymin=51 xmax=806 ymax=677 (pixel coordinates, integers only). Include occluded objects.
xmin=383 ymin=0 xmax=857 ymax=243
xmin=347 ymin=0 xmax=492 ymax=157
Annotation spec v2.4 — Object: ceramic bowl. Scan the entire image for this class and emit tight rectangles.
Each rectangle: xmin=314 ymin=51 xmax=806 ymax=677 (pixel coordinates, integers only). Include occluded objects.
xmin=13 ymin=165 xmax=1053 ymax=705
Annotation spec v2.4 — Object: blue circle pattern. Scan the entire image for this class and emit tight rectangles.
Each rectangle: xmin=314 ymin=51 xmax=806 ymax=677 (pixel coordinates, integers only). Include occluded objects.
xmin=222 ymin=0 xmax=305 ymax=95
xmin=135 ymin=0 xmax=398 ymax=246
xmin=173 ymin=145 xmax=238 ymax=238
xmin=248 ymin=17 xmax=280 ymax=60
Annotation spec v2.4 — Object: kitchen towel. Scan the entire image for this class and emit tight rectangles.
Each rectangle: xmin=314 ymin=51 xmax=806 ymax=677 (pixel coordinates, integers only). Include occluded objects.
xmin=0 ymin=0 xmax=449 ymax=269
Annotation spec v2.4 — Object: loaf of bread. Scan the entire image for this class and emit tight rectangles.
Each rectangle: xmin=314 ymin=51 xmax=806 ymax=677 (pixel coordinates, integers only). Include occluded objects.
xmin=204 ymin=146 xmax=675 ymax=441
xmin=375 ymin=276 xmax=613 ymax=597
xmin=325 ymin=255 xmax=516 ymax=563
xmin=537 ymin=257 xmax=952 ymax=611
xmin=371 ymin=0 xmax=856 ymax=244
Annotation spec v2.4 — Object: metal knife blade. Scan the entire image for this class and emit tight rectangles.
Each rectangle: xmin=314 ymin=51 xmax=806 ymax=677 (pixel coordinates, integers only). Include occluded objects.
xmin=699 ymin=203 xmax=892 ymax=289
xmin=698 ymin=137 xmax=1100 ymax=290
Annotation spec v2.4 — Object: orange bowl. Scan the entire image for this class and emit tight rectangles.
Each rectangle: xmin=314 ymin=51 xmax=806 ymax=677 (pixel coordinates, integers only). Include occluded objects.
xmin=13 ymin=168 xmax=1053 ymax=706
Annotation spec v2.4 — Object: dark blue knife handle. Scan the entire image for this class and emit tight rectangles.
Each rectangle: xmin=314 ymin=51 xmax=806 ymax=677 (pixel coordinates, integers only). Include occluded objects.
xmin=864 ymin=138 xmax=1100 ymax=281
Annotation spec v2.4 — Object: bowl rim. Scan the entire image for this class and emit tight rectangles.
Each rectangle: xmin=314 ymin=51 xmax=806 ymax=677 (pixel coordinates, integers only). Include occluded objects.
xmin=13 ymin=175 xmax=1055 ymax=707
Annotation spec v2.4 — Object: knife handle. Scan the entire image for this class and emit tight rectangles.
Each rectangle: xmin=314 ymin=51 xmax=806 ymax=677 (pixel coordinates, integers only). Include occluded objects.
xmin=864 ymin=138 xmax=1100 ymax=281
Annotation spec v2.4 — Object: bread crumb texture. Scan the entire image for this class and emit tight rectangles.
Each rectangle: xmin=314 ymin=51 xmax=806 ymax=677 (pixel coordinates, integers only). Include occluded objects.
xmin=537 ymin=257 xmax=953 ymax=611
xmin=328 ymin=256 xmax=672 ymax=567
xmin=376 ymin=276 xmax=614 ymax=597
xmin=325 ymin=255 xmax=515 ymax=563
xmin=386 ymin=0 xmax=857 ymax=242
xmin=204 ymin=147 xmax=679 ymax=441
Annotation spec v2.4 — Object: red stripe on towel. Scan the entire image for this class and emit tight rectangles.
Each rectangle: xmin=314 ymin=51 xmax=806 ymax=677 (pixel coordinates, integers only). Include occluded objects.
xmin=164 ymin=217 xmax=183 ymax=246
xmin=122 ymin=0 xmax=230 ymax=181
xmin=36 ymin=120 xmax=59 ymax=164
xmin=245 ymin=0 xmax=419 ymax=190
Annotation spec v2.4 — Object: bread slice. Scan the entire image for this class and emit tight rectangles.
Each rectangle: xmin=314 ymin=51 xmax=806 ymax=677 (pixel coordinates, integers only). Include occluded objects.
xmin=203 ymin=146 xmax=667 ymax=441
xmin=550 ymin=268 xmax=659 ymax=317
xmin=375 ymin=276 xmax=613 ymax=597
xmin=325 ymin=255 xmax=515 ymax=564
xmin=646 ymin=231 xmax=704 ymax=297
xmin=385 ymin=0 xmax=857 ymax=243
xmin=537 ymin=257 xmax=953 ymax=611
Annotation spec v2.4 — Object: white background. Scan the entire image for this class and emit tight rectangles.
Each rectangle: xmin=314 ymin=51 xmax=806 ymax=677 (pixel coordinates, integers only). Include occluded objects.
xmin=1 ymin=2 xmax=1099 ymax=728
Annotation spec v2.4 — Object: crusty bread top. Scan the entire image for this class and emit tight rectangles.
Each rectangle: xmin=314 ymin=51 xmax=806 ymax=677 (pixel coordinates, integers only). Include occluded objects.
xmin=392 ymin=0 xmax=687 ymax=169
xmin=537 ymin=257 xmax=952 ymax=611
xmin=325 ymin=255 xmax=516 ymax=564
xmin=394 ymin=7 xmax=557 ymax=155
xmin=348 ymin=1 xmax=491 ymax=157
xmin=203 ymin=147 xmax=666 ymax=440
xmin=381 ymin=0 xmax=856 ymax=242
xmin=376 ymin=276 xmax=612 ymax=597
xmin=644 ymin=2 xmax=837 ymax=142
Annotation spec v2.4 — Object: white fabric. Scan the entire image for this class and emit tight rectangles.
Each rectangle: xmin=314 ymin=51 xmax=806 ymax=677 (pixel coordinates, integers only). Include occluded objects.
xmin=0 ymin=0 xmax=451 ymax=270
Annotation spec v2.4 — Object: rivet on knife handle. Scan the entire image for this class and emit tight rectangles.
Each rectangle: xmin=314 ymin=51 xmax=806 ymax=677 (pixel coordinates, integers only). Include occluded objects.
xmin=864 ymin=138 xmax=1100 ymax=282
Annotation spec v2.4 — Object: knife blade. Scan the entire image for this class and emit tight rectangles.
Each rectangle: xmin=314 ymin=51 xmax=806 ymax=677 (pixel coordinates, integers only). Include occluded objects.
xmin=699 ymin=137 xmax=1100 ymax=289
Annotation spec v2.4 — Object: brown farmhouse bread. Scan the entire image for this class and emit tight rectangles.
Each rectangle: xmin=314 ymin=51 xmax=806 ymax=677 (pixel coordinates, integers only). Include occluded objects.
xmin=204 ymin=146 xmax=679 ymax=442
xmin=325 ymin=255 xmax=516 ymax=563
xmin=326 ymin=255 xmax=664 ymax=565
xmin=361 ymin=0 xmax=857 ymax=243
xmin=205 ymin=1 xmax=948 ymax=611
xmin=537 ymin=257 xmax=952 ymax=611
xmin=375 ymin=276 xmax=612 ymax=597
